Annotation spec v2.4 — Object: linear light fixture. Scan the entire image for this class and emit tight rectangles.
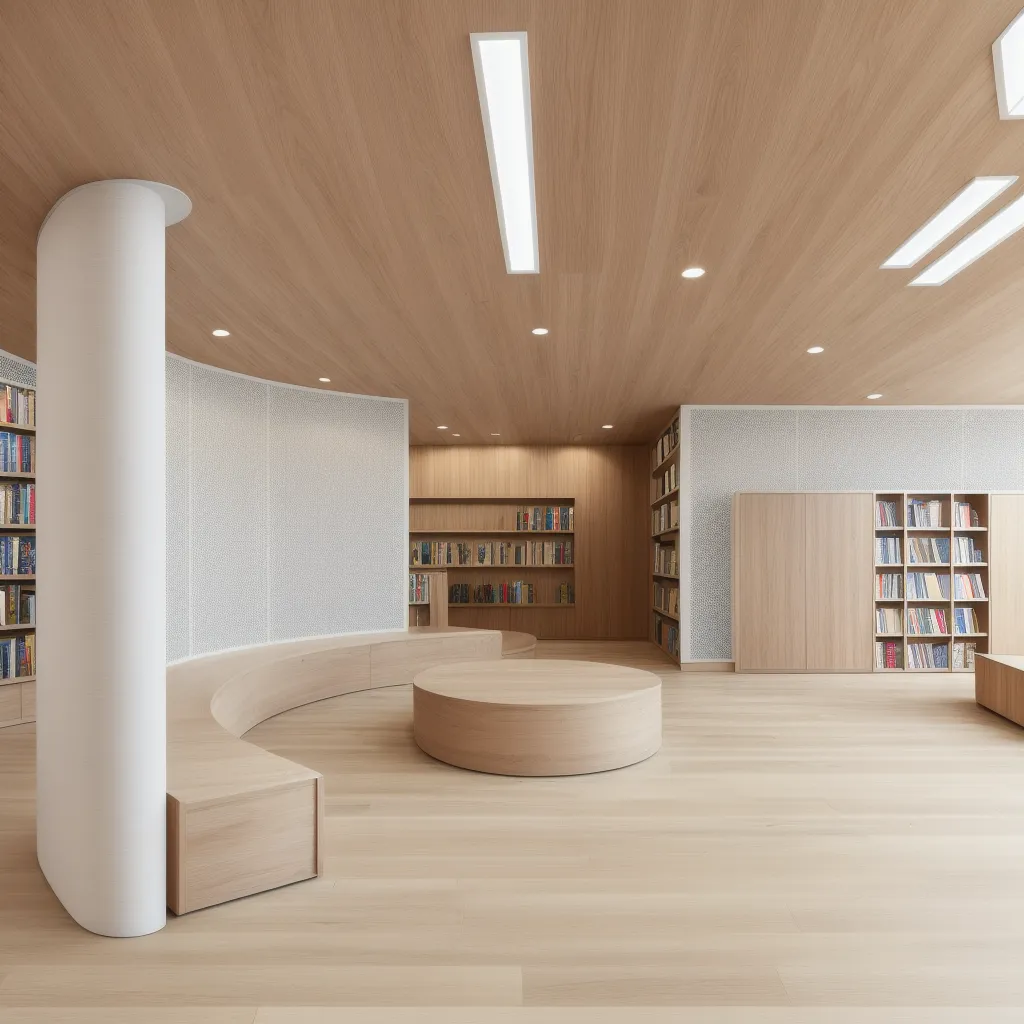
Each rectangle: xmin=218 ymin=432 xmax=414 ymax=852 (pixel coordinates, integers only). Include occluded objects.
xmin=882 ymin=177 xmax=1017 ymax=269
xmin=470 ymin=31 xmax=539 ymax=274
xmin=910 ymin=193 xmax=1024 ymax=286
xmin=994 ymin=8 xmax=1024 ymax=118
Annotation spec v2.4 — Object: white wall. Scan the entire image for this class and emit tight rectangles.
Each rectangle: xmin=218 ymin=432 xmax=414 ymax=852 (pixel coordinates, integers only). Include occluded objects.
xmin=681 ymin=405 xmax=1024 ymax=661
xmin=165 ymin=355 xmax=408 ymax=661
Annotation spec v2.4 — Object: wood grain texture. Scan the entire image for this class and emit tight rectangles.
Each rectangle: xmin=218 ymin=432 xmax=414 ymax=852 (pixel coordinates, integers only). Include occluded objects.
xmin=805 ymin=493 xmax=873 ymax=671
xmin=413 ymin=659 xmax=661 ymax=775
xmin=0 ymin=681 xmax=20 ymax=727
xmin=501 ymin=631 xmax=538 ymax=658
xmin=732 ymin=493 xmax=806 ymax=672
xmin=989 ymin=494 xmax=1024 ymax=654
xmin=18 ymin=680 xmax=34 ymax=720
xmin=4 ymin=640 xmax=1024 ymax=1014
xmin=5 ymin=2 xmax=1024 ymax=442
xmin=975 ymin=654 xmax=1024 ymax=728
xmin=410 ymin=446 xmax=648 ymax=640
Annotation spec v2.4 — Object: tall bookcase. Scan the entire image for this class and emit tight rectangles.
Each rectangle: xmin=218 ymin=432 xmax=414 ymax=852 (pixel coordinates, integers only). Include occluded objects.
xmin=410 ymin=497 xmax=575 ymax=638
xmin=874 ymin=492 xmax=988 ymax=673
xmin=650 ymin=414 xmax=681 ymax=664
xmin=409 ymin=569 xmax=448 ymax=627
xmin=0 ymin=379 xmax=36 ymax=728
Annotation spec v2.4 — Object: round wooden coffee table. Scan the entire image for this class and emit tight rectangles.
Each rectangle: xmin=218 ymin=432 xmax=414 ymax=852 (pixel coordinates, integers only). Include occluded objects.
xmin=412 ymin=659 xmax=662 ymax=776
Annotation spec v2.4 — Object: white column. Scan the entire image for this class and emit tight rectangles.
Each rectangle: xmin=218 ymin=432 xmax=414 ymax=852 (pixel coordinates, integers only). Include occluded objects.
xmin=36 ymin=180 xmax=190 ymax=937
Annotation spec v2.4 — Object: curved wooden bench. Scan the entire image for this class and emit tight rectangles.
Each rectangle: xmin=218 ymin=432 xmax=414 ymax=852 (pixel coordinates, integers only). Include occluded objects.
xmin=166 ymin=626 xmax=501 ymax=914
xmin=501 ymin=630 xmax=537 ymax=658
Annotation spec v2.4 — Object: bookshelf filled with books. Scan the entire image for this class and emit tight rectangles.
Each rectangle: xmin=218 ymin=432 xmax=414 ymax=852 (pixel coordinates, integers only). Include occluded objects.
xmin=0 ymin=380 xmax=36 ymax=728
xmin=408 ymin=569 xmax=448 ymax=627
xmin=650 ymin=413 xmax=681 ymax=664
xmin=410 ymin=498 xmax=575 ymax=635
xmin=873 ymin=492 xmax=988 ymax=673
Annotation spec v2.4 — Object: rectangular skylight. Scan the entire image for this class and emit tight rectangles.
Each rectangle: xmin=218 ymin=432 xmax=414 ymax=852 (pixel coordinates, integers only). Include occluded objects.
xmin=994 ymin=8 xmax=1024 ymax=119
xmin=470 ymin=31 xmax=539 ymax=274
xmin=881 ymin=177 xmax=1017 ymax=269
xmin=910 ymin=193 xmax=1024 ymax=286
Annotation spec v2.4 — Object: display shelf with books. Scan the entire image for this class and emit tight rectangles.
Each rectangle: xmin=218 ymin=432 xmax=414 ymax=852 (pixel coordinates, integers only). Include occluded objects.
xmin=410 ymin=498 xmax=576 ymax=631
xmin=650 ymin=412 xmax=682 ymax=665
xmin=0 ymin=380 xmax=36 ymax=728
xmin=408 ymin=569 xmax=448 ymax=627
xmin=872 ymin=492 xmax=990 ymax=673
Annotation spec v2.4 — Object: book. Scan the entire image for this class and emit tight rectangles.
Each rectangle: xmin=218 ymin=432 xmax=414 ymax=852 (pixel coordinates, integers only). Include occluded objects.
xmin=0 ymin=584 xmax=34 ymax=626
xmin=905 ymin=572 xmax=949 ymax=600
xmin=953 ymin=502 xmax=981 ymax=528
xmin=0 ymin=536 xmax=35 ymax=576
xmin=953 ymin=536 xmax=984 ymax=564
xmin=875 ymin=536 xmax=901 ymax=564
xmin=907 ymin=536 xmax=949 ymax=564
xmin=907 ymin=641 xmax=949 ymax=669
xmin=653 ymin=613 xmax=679 ymax=657
xmin=515 ymin=506 xmax=574 ymax=532
xmin=410 ymin=539 xmax=574 ymax=567
xmin=0 ymin=632 xmax=34 ymax=678
xmin=953 ymin=573 xmax=986 ymax=599
xmin=953 ymin=606 xmax=980 ymax=635
xmin=875 ymin=606 xmax=902 ymax=634
xmin=0 ymin=432 xmax=34 ymax=474
xmin=653 ymin=419 xmax=680 ymax=467
xmin=0 ymin=482 xmax=34 ymax=525
xmin=408 ymin=573 xmax=432 ymax=604
xmin=653 ymin=542 xmax=679 ymax=577
xmin=875 ymin=572 xmax=903 ymax=599
xmin=874 ymin=640 xmax=903 ymax=669
xmin=875 ymin=500 xmax=899 ymax=527
xmin=906 ymin=606 xmax=948 ymax=635
xmin=0 ymin=386 xmax=35 ymax=427
xmin=651 ymin=500 xmax=679 ymax=534
xmin=907 ymin=498 xmax=944 ymax=527
xmin=952 ymin=641 xmax=977 ymax=670
xmin=449 ymin=581 xmax=539 ymax=605
xmin=653 ymin=582 xmax=679 ymax=617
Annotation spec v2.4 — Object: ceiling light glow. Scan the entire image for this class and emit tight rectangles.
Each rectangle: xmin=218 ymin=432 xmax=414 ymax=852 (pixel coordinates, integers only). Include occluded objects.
xmin=490 ymin=432 xmax=501 ymax=436
xmin=437 ymin=425 xmax=448 ymax=430
xmin=471 ymin=31 xmax=539 ymax=274
xmin=531 ymin=327 xmax=548 ymax=335
xmin=882 ymin=177 xmax=1017 ymax=269
xmin=681 ymin=267 xmax=705 ymax=279
xmin=452 ymin=433 xmax=461 ymax=437
xmin=866 ymin=393 xmax=883 ymax=400
xmin=994 ymin=9 xmax=1024 ymax=118
xmin=318 ymin=377 xmax=331 ymax=382
xmin=601 ymin=424 xmax=614 ymax=429
xmin=807 ymin=346 xmax=824 ymax=354
xmin=212 ymin=329 xmax=230 ymax=337
xmin=910 ymin=193 xmax=1024 ymax=286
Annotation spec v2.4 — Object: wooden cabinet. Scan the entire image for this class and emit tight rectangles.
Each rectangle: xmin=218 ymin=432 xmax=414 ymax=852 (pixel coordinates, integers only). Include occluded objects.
xmin=733 ymin=492 xmax=872 ymax=672
xmin=990 ymin=494 xmax=1024 ymax=654
xmin=805 ymin=493 xmax=873 ymax=671
xmin=732 ymin=493 xmax=807 ymax=671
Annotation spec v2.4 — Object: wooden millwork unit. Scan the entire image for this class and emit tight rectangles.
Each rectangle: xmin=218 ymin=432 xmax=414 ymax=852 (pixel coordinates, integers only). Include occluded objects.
xmin=408 ymin=569 xmax=448 ymax=628
xmin=0 ymin=378 xmax=36 ymax=729
xmin=649 ymin=414 xmax=681 ymax=664
xmin=410 ymin=446 xmax=648 ymax=640
xmin=989 ymin=494 xmax=1024 ymax=654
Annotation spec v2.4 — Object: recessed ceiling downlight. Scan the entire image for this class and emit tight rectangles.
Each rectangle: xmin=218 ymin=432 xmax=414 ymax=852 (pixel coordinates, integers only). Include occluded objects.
xmin=318 ymin=377 xmax=331 ymax=383
xmin=867 ymin=393 xmax=883 ymax=400
xmin=490 ymin=432 xmax=501 ymax=436
xmin=807 ymin=346 xmax=824 ymax=354
xmin=532 ymin=327 xmax=549 ymax=335
xmin=601 ymin=424 xmax=614 ymax=429
xmin=681 ymin=267 xmax=705 ymax=279
xmin=212 ymin=329 xmax=230 ymax=337
xmin=437 ymin=425 xmax=448 ymax=430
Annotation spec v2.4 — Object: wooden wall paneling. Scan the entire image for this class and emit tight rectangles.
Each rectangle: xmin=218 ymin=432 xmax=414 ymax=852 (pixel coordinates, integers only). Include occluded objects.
xmin=989 ymin=494 xmax=1024 ymax=655
xmin=732 ymin=493 xmax=807 ymax=672
xmin=0 ymin=683 xmax=21 ymax=727
xmin=19 ymin=679 xmax=34 ymax=719
xmin=410 ymin=446 xmax=648 ymax=640
xmin=448 ymin=607 xmax=513 ymax=633
xmin=805 ymin=492 xmax=873 ymax=671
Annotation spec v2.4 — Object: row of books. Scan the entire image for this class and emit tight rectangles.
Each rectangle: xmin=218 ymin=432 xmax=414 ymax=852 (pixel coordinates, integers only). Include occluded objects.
xmin=0 ymin=536 xmax=34 ymax=576
xmin=876 ymin=573 xmax=903 ymax=599
xmin=653 ymin=583 xmax=679 ymax=617
xmin=953 ymin=641 xmax=977 ymax=670
xmin=875 ymin=640 xmax=902 ymax=669
xmin=953 ymin=573 xmax=986 ymax=599
xmin=906 ymin=572 xmax=949 ymax=600
xmin=953 ymin=607 xmax=980 ymax=634
xmin=653 ymin=541 xmax=678 ymax=577
xmin=409 ymin=573 xmax=432 ymax=604
xmin=907 ymin=641 xmax=949 ymax=669
xmin=0 ymin=432 xmax=34 ymax=474
xmin=0 ymin=584 xmax=34 ymax=626
xmin=0 ymin=482 xmax=34 ymax=525
xmin=0 ymin=386 xmax=34 ymax=428
xmin=908 ymin=537 xmax=949 ymax=564
xmin=652 ymin=500 xmax=679 ymax=535
xmin=0 ymin=633 xmax=34 ymax=679
xmin=875 ymin=500 xmax=899 ymax=527
xmin=652 ymin=463 xmax=677 ymax=500
xmin=653 ymin=419 xmax=679 ymax=467
xmin=876 ymin=606 xmax=902 ymax=634
xmin=953 ymin=537 xmax=984 ymax=563
xmin=451 ymin=581 xmax=536 ymax=605
xmin=875 ymin=537 xmax=901 ymax=564
xmin=907 ymin=498 xmax=943 ymax=527
xmin=653 ymin=614 xmax=679 ymax=657
xmin=411 ymin=540 xmax=573 ymax=567
xmin=953 ymin=501 xmax=981 ymax=528
xmin=516 ymin=506 xmax=574 ymax=531
xmin=906 ymin=607 xmax=948 ymax=635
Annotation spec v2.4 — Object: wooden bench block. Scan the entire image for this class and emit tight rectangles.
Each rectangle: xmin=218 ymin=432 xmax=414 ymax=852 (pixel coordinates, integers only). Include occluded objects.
xmin=976 ymin=654 xmax=1024 ymax=728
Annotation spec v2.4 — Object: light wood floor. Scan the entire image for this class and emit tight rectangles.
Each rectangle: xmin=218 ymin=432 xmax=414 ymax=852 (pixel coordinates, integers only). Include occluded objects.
xmin=2 ymin=641 xmax=1024 ymax=1022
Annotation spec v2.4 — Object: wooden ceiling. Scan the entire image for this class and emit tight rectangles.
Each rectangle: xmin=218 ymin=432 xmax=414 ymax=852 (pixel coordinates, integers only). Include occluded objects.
xmin=3 ymin=1 xmax=1024 ymax=443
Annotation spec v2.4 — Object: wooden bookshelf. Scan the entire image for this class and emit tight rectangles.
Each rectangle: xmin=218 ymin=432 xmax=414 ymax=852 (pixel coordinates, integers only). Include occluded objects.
xmin=410 ymin=498 xmax=576 ymax=634
xmin=0 ymin=378 xmax=37 ymax=728
xmin=649 ymin=413 xmax=681 ymax=665
xmin=873 ymin=492 xmax=989 ymax=673
xmin=408 ymin=569 xmax=448 ymax=627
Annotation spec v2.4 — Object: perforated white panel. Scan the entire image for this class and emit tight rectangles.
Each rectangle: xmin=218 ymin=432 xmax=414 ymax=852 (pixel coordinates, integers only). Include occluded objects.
xmin=267 ymin=385 xmax=406 ymax=640
xmin=165 ymin=356 xmax=190 ymax=661
xmin=0 ymin=352 xmax=35 ymax=388
xmin=687 ymin=406 xmax=1024 ymax=660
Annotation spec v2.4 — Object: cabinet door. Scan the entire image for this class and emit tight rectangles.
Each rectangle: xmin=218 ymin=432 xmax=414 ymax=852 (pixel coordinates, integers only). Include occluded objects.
xmin=805 ymin=493 xmax=873 ymax=671
xmin=989 ymin=494 xmax=1024 ymax=653
xmin=733 ymin=493 xmax=806 ymax=671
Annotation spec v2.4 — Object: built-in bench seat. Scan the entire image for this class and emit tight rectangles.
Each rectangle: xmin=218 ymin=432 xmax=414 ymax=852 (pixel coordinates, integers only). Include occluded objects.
xmin=166 ymin=626 xmax=502 ymax=914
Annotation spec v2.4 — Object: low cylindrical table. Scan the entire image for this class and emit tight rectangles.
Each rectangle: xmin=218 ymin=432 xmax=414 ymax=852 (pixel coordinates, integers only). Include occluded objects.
xmin=412 ymin=659 xmax=662 ymax=776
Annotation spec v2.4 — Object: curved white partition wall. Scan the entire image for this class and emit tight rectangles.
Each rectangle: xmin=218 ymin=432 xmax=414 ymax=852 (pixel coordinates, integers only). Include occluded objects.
xmin=36 ymin=180 xmax=190 ymax=937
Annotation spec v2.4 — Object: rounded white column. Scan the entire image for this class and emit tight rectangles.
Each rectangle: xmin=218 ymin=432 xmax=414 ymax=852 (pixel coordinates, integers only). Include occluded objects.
xmin=36 ymin=180 xmax=190 ymax=937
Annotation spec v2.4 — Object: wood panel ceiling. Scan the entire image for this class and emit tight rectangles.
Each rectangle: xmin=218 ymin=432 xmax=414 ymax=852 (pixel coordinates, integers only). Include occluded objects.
xmin=3 ymin=1 xmax=1024 ymax=443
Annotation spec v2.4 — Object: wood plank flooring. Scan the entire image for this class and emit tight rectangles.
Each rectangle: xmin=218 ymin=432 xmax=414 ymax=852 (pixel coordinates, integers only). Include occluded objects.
xmin=2 ymin=640 xmax=1024 ymax=1021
